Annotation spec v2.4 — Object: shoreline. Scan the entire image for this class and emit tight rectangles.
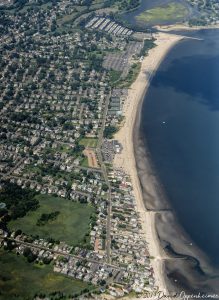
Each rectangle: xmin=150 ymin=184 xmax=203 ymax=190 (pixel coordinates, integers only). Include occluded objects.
xmin=155 ymin=23 xmax=219 ymax=32
xmin=114 ymin=28 xmax=219 ymax=297
xmin=113 ymin=32 xmax=184 ymax=296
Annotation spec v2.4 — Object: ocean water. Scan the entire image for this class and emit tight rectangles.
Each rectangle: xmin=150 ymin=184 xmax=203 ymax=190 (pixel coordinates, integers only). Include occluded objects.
xmin=141 ymin=30 xmax=219 ymax=271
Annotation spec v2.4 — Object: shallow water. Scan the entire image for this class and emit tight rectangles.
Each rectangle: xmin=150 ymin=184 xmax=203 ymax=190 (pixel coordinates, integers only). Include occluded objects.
xmin=140 ymin=30 xmax=219 ymax=292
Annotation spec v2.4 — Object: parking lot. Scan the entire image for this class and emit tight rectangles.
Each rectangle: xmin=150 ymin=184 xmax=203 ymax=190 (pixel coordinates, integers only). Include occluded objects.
xmin=103 ymin=42 xmax=143 ymax=76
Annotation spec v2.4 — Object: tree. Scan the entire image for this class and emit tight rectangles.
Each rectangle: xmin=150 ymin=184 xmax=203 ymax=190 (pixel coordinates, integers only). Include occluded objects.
xmin=102 ymin=183 xmax=108 ymax=192
xmin=42 ymin=257 xmax=52 ymax=264
xmin=23 ymin=247 xmax=32 ymax=257
xmin=99 ymin=279 xmax=106 ymax=286
xmin=103 ymin=126 xmax=118 ymax=139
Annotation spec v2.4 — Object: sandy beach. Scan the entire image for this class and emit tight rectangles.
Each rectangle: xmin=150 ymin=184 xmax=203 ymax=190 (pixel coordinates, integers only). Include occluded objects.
xmin=113 ymin=32 xmax=184 ymax=297
xmin=155 ymin=23 xmax=219 ymax=32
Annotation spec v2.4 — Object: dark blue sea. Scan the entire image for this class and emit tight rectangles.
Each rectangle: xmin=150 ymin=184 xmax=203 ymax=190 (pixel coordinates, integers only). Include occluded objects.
xmin=140 ymin=30 xmax=219 ymax=284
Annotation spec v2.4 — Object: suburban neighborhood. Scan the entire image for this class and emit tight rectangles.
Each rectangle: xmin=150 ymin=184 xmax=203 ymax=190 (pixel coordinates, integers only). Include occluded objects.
xmin=0 ymin=0 xmax=158 ymax=298
xmin=1 ymin=0 xmax=219 ymax=298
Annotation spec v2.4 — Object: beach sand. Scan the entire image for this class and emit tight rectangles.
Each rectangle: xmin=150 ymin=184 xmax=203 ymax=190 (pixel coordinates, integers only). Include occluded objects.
xmin=113 ymin=32 xmax=184 ymax=297
xmin=155 ymin=24 xmax=219 ymax=32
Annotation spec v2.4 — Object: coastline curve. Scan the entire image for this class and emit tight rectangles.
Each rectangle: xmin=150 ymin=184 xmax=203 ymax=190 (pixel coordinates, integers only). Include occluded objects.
xmin=113 ymin=31 xmax=184 ymax=296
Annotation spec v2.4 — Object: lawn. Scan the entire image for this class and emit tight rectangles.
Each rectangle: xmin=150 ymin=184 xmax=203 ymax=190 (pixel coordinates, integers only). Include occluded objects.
xmin=109 ymin=70 xmax=122 ymax=86
xmin=79 ymin=137 xmax=98 ymax=148
xmin=136 ymin=2 xmax=189 ymax=24
xmin=81 ymin=157 xmax=89 ymax=167
xmin=57 ymin=6 xmax=84 ymax=26
xmin=0 ymin=250 xmax=92 ymax=300
xmin=117 ymin=62 xmax=141 ymax=88
xmin=9 ymin=195 xmax=95 ymax=246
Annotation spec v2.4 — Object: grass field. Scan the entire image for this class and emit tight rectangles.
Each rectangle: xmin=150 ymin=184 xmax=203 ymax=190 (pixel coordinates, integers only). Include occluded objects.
xmin=81 ymin=156 xmax=89 ymax=167
xmin=136 ymin=2 xmax=189 ymax=24
xmin=9 ymin=195 xmax=95 ymax=246
xmin=109 ymin=70 xmax=122 ymax=86
xmin=117 ymin=62 xmax=141 ymax=88
xmin=57 ymin=6 xmax=85 ymax=26
xmin=79 ymin=138 xmax=98 ymax=148
xmin=0 ymin=250 xmax=92 ymax=300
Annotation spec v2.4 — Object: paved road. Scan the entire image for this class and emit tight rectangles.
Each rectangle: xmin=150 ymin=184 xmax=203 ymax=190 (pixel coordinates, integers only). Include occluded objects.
xmin=1 ymin=175 xmax=104 ymax=201
xmin=3 ymin=236 xmax=124 ymax=271
xmin=96 ymin=92 xmax=112 ymax=264
xmin=3 ymin=236 xmax=168 ymax=277
xmin=47 ymin=159 xmax=103 ymax=173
